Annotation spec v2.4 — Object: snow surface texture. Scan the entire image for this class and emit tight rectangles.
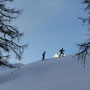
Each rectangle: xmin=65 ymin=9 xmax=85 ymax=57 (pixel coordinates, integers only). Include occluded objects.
xmin=0 ymin=55 xmax=90 ymax=90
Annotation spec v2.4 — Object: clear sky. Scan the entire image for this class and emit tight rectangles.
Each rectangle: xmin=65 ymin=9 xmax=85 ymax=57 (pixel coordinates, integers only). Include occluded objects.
xmin=9 ymin=0 xmax=88 ymax=64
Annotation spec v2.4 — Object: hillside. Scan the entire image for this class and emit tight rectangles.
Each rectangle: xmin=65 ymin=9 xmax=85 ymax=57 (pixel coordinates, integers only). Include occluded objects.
xmin=0 ymin=55 xmax=90 ymax=90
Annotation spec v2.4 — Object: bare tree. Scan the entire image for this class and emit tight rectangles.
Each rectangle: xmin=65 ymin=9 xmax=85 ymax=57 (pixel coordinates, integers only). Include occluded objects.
xmin=0 ymin=0 xmax=27 ymax=67
xmin=77 ymin=0 xmax=90 ymax=68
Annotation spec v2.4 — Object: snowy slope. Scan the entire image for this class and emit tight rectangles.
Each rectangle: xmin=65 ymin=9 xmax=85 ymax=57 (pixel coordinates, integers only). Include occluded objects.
xmin=0 ymin=55 xmax=90 ymax=90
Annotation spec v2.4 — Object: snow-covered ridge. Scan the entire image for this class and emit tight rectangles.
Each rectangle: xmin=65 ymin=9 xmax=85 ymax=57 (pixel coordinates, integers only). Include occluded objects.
xmin=0 ymin=55 xmax=90 ymax=90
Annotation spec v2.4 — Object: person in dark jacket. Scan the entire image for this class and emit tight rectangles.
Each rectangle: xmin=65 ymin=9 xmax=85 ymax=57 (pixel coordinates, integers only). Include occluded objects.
xmin=42 ymin=51 xmax=46 ymax=60
xmin=59 ymin=48 xmax=65 ymax=57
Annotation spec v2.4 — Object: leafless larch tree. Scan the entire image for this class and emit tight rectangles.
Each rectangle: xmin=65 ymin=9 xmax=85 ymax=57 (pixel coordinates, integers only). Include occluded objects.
xmin=0 ymin=0 xmax=27 ymax=67
xmin=77 ymin=0 xmax=90 ymax=68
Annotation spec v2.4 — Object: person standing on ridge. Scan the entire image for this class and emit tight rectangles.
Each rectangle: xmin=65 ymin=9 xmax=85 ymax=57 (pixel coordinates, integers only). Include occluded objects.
xmin=59 ymin=48 xmax=65 ymax=57
xmin=42 ymin=51 xmax=46 ymax=60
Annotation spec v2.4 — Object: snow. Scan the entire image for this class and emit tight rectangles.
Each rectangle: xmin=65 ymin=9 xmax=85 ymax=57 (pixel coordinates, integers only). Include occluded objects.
xmin=0 ymin=55 xmax=90 ymax=90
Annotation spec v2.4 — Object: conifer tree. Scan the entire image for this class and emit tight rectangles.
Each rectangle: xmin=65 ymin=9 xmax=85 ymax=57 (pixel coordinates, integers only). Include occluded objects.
xmin=77 ymin=0 xmax=90 ymax=68
xmin=0 ymin=0 xmax=27 ymax=67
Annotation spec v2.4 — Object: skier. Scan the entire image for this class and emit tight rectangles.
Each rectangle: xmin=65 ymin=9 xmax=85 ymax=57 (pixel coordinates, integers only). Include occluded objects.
xmin=59 ymin=48 xmax=65 ymax=57
xmin=42 ymin=51 xmax=46 ymax=60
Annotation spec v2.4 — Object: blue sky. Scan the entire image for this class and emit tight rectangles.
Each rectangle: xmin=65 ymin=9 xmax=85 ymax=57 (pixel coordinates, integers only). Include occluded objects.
xmin=9 ymin=0 xmax=88 ymax=64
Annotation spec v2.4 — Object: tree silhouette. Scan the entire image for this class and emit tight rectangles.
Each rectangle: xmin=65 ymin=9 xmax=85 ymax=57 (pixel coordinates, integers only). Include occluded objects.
xmin=0 ymin=0 xmax=27 ymax=67
xmin=77 ymin=0 xmax=90 ymax=68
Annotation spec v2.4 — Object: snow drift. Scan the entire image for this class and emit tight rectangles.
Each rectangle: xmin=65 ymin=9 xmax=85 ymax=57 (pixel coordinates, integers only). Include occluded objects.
xmin=0 ymin=55 xmax=90 ymax=90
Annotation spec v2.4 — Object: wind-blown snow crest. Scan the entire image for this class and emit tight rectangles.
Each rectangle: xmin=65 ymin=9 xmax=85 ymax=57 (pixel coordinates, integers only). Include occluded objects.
xmin=0 ymin=55 xmax=90 ymax=90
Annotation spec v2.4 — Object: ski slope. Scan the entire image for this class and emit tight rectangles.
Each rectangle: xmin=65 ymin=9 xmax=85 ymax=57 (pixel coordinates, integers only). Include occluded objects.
xmin=0 ymin=55 xmax=90 ymax=90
